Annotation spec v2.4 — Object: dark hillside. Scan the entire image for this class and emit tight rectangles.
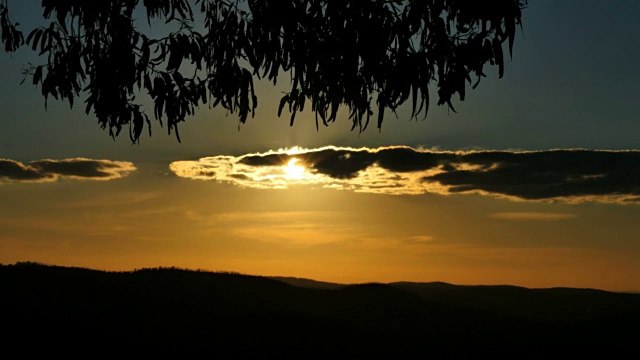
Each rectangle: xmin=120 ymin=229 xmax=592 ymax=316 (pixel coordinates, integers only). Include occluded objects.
xmin=2 ymin=263 xmax=639 ymax=358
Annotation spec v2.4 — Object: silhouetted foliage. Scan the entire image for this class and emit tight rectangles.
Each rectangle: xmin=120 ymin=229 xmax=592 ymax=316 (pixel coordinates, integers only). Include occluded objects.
xmin=1 ymin=0 xmax=526 ymax=142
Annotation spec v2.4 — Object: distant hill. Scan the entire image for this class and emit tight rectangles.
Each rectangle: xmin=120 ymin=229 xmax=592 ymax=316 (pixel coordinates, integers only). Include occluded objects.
xmin=269 ymin=276 xmax=346 ymax=290
xmin=2 ymin=262 xmax=639 ymax=357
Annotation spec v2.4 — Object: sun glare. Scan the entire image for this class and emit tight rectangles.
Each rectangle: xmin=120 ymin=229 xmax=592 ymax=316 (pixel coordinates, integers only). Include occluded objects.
xmin=283 ymin=158 xmax=305 ymax=179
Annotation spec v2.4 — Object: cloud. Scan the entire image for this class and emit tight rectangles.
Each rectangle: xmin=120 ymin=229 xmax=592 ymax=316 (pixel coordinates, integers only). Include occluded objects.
xmin=169 ymin=146 xmax=640 ymax=204
xmin=488 ymin=212 xmax=578 ymax=221
xmin=61 ymin=191 xmax=159 ymax=208
xmin=408 ymin=235 xmax=435 ymax=243
xmin=205 ymin=210 xmax=365 ymax=246
xmin=0 ymin=158 xmax=136 ymax=183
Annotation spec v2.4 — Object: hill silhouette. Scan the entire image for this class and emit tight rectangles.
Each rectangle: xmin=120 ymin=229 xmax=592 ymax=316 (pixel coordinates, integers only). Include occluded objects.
xmin=2 ymin=262 xmax=639 ymax=357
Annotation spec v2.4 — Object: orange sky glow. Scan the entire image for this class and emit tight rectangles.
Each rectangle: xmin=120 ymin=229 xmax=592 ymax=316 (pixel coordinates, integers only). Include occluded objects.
xmin=2 ymin=146 xmax=639 ymax=292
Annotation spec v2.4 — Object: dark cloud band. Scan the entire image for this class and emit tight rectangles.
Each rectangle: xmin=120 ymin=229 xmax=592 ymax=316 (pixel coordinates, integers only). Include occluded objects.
xmin=419 ymin=150 xmax=640 ymax=203
xmin=170 ymin=147 xmax=640 ymax=204
xmin=0 ymin=158 xmax=136 ymax=183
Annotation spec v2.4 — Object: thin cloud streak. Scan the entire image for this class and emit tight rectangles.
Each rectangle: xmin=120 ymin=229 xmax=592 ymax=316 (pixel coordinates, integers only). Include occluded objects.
xmin=489 ymin=212 xmax=578 ymax=221
xmin=0 ymin=158 xmax=136 ymax=183
xmin=170 ymin=146 xmax=640 ymax=204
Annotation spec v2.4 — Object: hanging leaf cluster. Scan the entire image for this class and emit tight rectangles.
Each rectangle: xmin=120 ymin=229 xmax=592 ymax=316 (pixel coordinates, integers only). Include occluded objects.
xmin=1 ymin=0 xmax=527 ymax=142
xmin=0 ymin=0 xmax=23 ymax=52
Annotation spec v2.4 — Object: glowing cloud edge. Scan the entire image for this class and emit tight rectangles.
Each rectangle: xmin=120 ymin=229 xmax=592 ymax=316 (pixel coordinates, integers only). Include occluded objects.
xmin=169 ymin=146 xmax=640 ymax=205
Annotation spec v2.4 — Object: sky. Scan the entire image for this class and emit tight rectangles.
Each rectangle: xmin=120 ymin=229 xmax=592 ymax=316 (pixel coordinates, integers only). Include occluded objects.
xmin=1 ymin=0 xmax=640 ymax=291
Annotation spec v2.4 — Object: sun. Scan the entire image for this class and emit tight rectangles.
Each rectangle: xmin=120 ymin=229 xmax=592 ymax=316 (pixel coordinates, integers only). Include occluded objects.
xmin=283 ymin=158 xmax=305 ymax=179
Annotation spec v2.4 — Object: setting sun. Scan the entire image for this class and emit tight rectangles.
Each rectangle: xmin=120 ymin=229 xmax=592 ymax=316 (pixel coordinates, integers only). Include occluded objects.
xmin=283 ymin=158 xmax=305 ymax=179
